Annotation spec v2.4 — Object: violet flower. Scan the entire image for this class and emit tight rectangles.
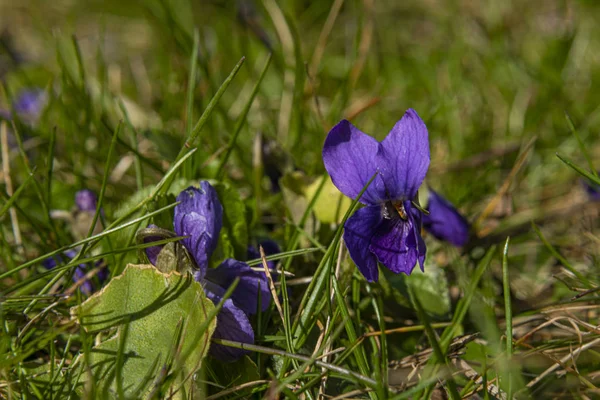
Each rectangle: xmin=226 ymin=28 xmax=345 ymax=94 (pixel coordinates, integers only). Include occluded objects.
xmin=14 ymin=90 xmax=46 ymax=119
xmin=75 ymin=189 xmax=99 ymax=212
xmin=42 ymin=249 xmax=108 ymax=295
xmin=422 ymin=189 xmax=470 ymax=247
xmin=44 ymin=189 xmax=108 ymax=294
xmin=0 ymin=89 xmax=46 ymax=123
xmin=145 ymin=181 xmax=271 ymax=362
xmin=322 ymin=109 xmax=429 ymax=282
xmin=69 ymin=189 xmax=104 ymax=239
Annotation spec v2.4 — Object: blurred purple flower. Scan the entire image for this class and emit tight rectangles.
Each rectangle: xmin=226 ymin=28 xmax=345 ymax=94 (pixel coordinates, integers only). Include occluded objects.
xmin=146 ymin=181 xmax=271 ymax=362
xmin=14 ymin=90 xmax=46 ymax=118
xmin=422 ymin=189 xmax=470 ymax=247
xmin=44 ymin=189 xmax=108 ymax=294
xmin=582 ymin=175 xmax=600 ymax=201
xmin=0 ymin=89 xmax=46 ymax=124
xmin=75 ymin=189 xmax=98 ymax=212
xmin=42 ymin=248 xmax=108 ymax=295
xmin=322 ymin=109 xmax=429 ymax=282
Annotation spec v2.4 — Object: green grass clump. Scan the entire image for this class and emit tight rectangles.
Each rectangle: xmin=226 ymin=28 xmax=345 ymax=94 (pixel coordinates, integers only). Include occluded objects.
xmin=1 ymin=0 xmax=600 ymax=398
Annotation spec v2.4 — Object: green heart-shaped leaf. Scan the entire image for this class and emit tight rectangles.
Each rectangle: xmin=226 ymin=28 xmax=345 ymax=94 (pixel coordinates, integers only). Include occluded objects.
xmin=71 ymin=264 xmax=216 ymax=398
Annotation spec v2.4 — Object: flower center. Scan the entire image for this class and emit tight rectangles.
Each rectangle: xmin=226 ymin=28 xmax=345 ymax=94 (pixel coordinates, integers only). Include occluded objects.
xmin=382 ymin=200 xmax=408 ymax=221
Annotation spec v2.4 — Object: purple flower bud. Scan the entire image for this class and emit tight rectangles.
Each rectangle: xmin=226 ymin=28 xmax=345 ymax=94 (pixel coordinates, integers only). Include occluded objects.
xmin=174 ymin=182 xmax=223 ymax=279
xmin=247 ymin=239 xmax=281 ymax=270
xmin=145 ymin=180 xmax=274 ymax=362
xmin=422 ymin=189 xmax=470 ymax=247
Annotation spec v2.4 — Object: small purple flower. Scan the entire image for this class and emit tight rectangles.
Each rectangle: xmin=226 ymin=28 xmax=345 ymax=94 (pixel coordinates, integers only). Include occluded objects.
xmin=422 ymin=189 xmax=470 ymax=247
xmin=42 ymin=249 xmax=108 ymax=295
xmin=75 ymin=189 xmax=98 ymax=212
xmin=13 ymin=90 xmax=46 ymax=118
xmin=145 ymin=181 xmax=271 ymax=362
xmin=322 ymin=109 xmax=429 ymax=282
xmin=0 ymin=89 xmax=46 ymax=124
xmin=44 ymin=189 xmax=108 ymax=293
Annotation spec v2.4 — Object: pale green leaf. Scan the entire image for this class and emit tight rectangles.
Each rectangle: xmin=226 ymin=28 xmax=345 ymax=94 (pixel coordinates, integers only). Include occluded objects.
xmin=71 ymin=264 xmax=216 ymax=398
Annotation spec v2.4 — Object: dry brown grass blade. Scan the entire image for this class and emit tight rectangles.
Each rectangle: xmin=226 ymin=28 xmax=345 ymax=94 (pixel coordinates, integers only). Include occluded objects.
xmin=362 ymin=322 xmax=451 ymax=338
xmin=388 ymin=333 xmax=480 ymax=389
xmin=309 ymin=0 xmax=345 ymax=79
xmin=260 ymin=245 xmax=285 ymax=323
xmin=429 ymin=142 xmax=521 ymax=174
xmin=205 ymin=380 xmax=271 ymax=400
xmin=452 ymin=358 xmax=508 ymax=400
xmin=348 ymin=0 xmax=374 ymax=88
xmin=344 ymin=97 xmax=381 ymax=121
xmin=525 ymin=337 xmax=600 ymax=390
xmin=1 ymin=121 xmax=24 ymax=264
xmin=475 ymin=135 xmax=537 ymax=235
xmin=318 ymin=239 xmax=344 ymax=399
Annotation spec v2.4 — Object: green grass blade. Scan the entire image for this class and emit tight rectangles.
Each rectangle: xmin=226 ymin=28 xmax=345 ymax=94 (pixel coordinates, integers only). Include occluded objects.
xmin=556 ymin=153 xmax=600 ymax=186
xmin=175 ymin=56 xmax=246 ymax=162
xmin=410 ymin=286 xmax=461 ymax=400
xmin=216 ymin=53 xmax=272 ymax=179
xmin=502 ymin=237 xmax=513 ymax=400
xmin=0 ymin=202 xmax=178 ymax=282
xmin=0 ymin=170 xmax=36 ymax=219
xmin=532 ymin=222 xmax=591 ymax=286
xmin=186 ymin=29 xmax=200 ymax=138
xmin=565 ymin=112 xmax=597 ymax=178
xmin=440 ymin=245 xmax=497 ymax=348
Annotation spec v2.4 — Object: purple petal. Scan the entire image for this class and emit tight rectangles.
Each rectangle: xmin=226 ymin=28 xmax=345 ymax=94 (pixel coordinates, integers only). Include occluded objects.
xmin=343 ymin=205 xmax=383 ymax=282
xmin=247 ymin=246 xmax=259 ymax=260
xmin=369 ymin=202 xmax=426 ymax=275
xmin=205 ymin=258 xmax=271 ymax=315
xmin=43 ymin=249 xmax=79 ymax=269
xmin=13 ymin=90 xmax=46 ymax=118
xmin=95 ymin=263 xmax=110 ymax=283
xmin=582 ymin=175 xmax=600 ymax=201
xmin=64 ymin=249 xmax=79 ymax=259
xmin=42 ymin=248 xmax=106 ymax=294
xmin=322 ymin=120 xmax=385 ymax=205
xmin=377 ymin=109 xmax=430 ymax=200
xmin=75 ymin=190 xmax=98 ymax=212
xmin=42 ymin=255 xmax=62 ymax=270
xmin=203 ymin=281 xmax=254 ymax=362
xmin=143 ymin=224 xmax=164 ymax=265
xmin=257 ymin=240 xmax=280 ymax=258
xmin=174 ymin=181 xmax=223 ymax=278
xmin=423 ymin=189 xmax=470 ymax=247
xmin=73 ymin=266 xmax=93 ymax=295
xmin=247 ymin=240 xmax=281 ymax=270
